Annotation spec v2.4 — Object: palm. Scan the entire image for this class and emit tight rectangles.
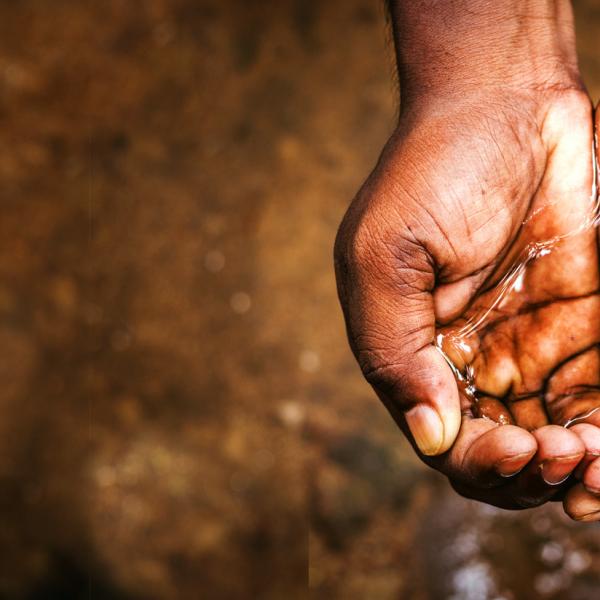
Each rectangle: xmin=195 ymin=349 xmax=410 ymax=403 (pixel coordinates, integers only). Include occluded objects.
xmin=433 ymin=99 xmax=600 ymax=432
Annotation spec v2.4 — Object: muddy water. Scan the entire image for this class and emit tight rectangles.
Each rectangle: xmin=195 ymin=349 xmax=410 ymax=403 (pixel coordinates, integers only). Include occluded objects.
xmin=420 ymin=488 xmax=600 ymax=600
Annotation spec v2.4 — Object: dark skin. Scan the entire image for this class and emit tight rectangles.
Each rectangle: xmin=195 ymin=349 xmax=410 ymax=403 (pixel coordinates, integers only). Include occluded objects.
xmin=335 ymin=0 xmax=600 ymax=520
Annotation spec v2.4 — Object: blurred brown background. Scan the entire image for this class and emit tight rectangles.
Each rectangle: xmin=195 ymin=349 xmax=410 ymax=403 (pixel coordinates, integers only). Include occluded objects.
xmin=1 ymin=1 xmax=600 ymax=598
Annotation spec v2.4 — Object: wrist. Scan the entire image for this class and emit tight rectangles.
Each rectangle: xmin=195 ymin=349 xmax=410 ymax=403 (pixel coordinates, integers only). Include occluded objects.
xmin=389 ymin=0 xmax=583 ymax=109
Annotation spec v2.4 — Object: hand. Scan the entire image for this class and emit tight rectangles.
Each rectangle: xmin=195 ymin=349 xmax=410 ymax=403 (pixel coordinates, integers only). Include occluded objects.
xmin=435 ymin=102 xmax=600 ymax=516
xmin=334 ymin=88 xmax=599 ymax=512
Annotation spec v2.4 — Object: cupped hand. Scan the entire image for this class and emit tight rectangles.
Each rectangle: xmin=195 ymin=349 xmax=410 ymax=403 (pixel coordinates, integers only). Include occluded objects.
xmin=334 ymin=88 xmax=600 ymax=513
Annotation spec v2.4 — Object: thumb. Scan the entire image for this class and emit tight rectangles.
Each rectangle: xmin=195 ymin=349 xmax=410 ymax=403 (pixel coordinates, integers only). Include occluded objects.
xmin=335 ymin=226 xmax=461 ymax=456
xmin=367 ymin=339 xmax=462 ymax=457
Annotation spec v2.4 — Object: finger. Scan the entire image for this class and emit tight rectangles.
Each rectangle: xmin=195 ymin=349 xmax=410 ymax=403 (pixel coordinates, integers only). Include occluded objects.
xmin=433 ymin=267 xmax=495 ymax=324
xmin=564 ymin=483 xmax=600 ymax=522
xmin=335 ymin=222 xmax=460 ymax=456
xmin=569 ymin=423 xmax=600 ymax=479
xmin=510 ymin=425 xmax=584 ymax=507
xmin=533 ymin=425 xmax=585 ymax=485
xmin=446 ymin=421 xmax=536 ymax=484
xmin=546 ymin=347 xmax=600 ymax=427
xmin=393 ymin=345 xmax=461 ymax=456
xmin=582 ymin=456 xmax=600 ymax=495
xmin=415 ymin=413 xmax=537 ymax=487
xmin=452 ymin=424 xmax=585 ymax=509
xmin=474 ymin=395 xmax=514 ymax=425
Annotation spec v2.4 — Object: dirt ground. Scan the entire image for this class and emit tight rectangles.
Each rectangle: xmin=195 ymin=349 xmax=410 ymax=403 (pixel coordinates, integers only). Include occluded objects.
xmin=1 ymin=1 xmax=600 ymax=598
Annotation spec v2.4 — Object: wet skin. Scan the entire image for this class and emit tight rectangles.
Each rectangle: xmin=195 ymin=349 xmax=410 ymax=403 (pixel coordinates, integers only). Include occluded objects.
xmin=335 ymin=91 xmax=600 ymax=519
xmin=438 ymin=166 xmax=600 ymax=433
xmin=437 ymin=107 xmax=600 ymax=519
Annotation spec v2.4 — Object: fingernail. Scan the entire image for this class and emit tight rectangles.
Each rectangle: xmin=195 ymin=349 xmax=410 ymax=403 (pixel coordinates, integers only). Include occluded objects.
xmin=541 ymin=456 xmax=581 ymax=486
xmin=496 ymin=452 xmax=533 ymax=478
xmin=405 ymin=405 xmax=444 ymax=456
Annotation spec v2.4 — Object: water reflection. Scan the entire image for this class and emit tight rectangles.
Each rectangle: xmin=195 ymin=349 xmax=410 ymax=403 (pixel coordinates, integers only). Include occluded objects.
xmin=421 ymin=487 xmax=600 ymax=599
